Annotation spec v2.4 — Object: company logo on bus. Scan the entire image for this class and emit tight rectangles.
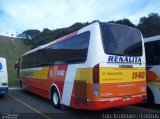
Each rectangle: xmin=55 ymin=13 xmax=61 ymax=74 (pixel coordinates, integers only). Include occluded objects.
xmin=50 ymin=68 xmax=54 ymax=77
xmin=0 ymin=62 xmax=2 ymax=70
xmin=108 ymin=56 xmax=141 ymax=63
xmin=57 ymin=70 xmax=65 ymax=76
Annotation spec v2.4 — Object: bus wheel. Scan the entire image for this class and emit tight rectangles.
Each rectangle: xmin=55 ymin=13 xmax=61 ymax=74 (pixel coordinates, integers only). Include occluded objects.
xmin=21 ymin=80 xmax=25 ymax=89
xmin=51 ymin=88 xmax=61 ymax=109
xmin=146 ymin=88 xmax=154 ymax=106
xmin=0 ymin=94 xmax=4 ymax=98
xmin=20 ymin=80 xmax=23 ymax=88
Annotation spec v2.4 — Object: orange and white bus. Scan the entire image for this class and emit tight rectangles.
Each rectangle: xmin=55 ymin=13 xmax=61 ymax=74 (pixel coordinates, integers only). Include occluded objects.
xmin=144 ymin=35 xmax=160 ymax=105
xmin=16 ymin=22 xmax=146 ymax=110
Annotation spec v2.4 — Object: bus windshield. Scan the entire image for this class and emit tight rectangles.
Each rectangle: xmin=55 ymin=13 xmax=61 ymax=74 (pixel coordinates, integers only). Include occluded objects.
xmin=100 ymin=23 xmax=142 ymax=56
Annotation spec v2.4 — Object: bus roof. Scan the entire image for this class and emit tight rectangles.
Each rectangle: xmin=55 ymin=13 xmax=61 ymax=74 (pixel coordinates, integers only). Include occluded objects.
xmin=144 ymin=35 xmax=160 ymax=43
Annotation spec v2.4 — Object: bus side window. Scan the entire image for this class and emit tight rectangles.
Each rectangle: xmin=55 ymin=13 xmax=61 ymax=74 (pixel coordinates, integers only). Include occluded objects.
xmin=145 ymin=40 xmax=160 ymax=65
xmin=153 ymin=41 xmax=160 ymax=64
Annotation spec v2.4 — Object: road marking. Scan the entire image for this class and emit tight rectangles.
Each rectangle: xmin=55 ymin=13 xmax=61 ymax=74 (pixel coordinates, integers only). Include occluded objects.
xmin=9 ymin=87 xmax=22 ymax=90
xmin=9 ymin=94 xmax=53 ymax=119
xmin=127 ymin=106 xmax=160 ymax=113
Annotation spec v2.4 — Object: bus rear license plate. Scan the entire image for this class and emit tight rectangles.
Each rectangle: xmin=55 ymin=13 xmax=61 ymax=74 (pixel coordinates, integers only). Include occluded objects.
xmin=123 ymin=97 xmax=131 ymax=101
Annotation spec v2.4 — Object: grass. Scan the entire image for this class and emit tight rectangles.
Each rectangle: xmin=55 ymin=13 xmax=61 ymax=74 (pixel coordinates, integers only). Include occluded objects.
xmin=0 ymin=35 xmax=31 ymax=86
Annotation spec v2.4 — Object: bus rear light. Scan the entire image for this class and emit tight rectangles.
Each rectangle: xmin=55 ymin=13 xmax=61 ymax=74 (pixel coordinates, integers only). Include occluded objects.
xmin=93 ymin=83 xmax=100 ymax=97
xmin=93 ymin=64 xmax=99 ymax=83
xmin=93 ymin=64 xmax=100 ymax=97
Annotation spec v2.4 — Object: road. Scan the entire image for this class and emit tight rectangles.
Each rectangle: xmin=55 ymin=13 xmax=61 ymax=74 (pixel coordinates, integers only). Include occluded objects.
xmin=0 ymin=88 xmax=160 ymax=119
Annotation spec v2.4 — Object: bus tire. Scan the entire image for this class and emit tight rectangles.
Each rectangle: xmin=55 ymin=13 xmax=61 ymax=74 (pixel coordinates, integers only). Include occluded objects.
xmin=146 ymin=87 xmax=154 ymax=106
xmin=51 ymin=88 xmax=61 ymax=109
xmin=20 ymin=80 xmax=22 ymax=88
xmin=21 ymin=80 xmax=25 ymax=90
xmin=0 ymin=94 xmax=4 ymax=98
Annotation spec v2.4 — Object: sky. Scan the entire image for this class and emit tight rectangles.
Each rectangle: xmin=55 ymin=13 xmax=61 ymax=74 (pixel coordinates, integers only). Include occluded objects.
xmin=0 ymin=0 xmax=160 ymax=37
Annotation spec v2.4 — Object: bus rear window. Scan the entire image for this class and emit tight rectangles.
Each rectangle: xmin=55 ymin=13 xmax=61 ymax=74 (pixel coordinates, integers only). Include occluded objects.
xmin=100 ymin=23 xmax=142 ymax=56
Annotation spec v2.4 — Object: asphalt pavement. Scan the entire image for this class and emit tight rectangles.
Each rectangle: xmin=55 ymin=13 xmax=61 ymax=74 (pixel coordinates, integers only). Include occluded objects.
xmin=0 ymin=88 xmax=160 ymax=119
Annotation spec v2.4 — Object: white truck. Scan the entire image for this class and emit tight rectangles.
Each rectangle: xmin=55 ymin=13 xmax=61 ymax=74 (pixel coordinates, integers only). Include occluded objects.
xmin=0 ymin=57 xmax=8 ymax=96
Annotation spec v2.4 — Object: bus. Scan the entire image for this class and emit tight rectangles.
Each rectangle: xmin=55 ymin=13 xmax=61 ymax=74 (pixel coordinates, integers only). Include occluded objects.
xmin=16 ymin=22 xmax=146 ymax=110
xmin=0 ymin=57 xmax=8 ymax=96
xmin=144 ymin=35 xmax=160 ymax=105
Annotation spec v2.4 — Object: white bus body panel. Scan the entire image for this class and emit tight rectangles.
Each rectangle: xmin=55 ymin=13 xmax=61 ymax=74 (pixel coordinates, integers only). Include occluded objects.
xmin=61 ymin=22 xmax=104 ymax=105
xmin=0 ymin=57 xmax=8 ymax=94
xmin=144 ymin=35 xmax=160 ymax=104
xmin=148 ymin=85 xmax=160 ymax=104
xmin=147 ymin=66 xmax=160 ymax=104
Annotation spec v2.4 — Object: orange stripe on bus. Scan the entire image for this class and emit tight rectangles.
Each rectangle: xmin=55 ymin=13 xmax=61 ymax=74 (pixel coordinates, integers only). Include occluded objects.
xmin=100 ymin=81 xmax=146 ymax=98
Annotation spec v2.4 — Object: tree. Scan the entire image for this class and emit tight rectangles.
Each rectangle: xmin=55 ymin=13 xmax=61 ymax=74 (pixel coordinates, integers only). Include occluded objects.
xmin=69 ymin=22 xmax=89 ymax=31
xmin=109 ymin=19 xmax=136 ymax=28
xmin=137 ymin=13 xmax=160 ymax=37
xmin=22 ymin=30 xmax=41 ymax=39
xmin=30 ymin=22 xmax=89 ymax=48
xmin=19 ymin=13 xmax=160 ymax=48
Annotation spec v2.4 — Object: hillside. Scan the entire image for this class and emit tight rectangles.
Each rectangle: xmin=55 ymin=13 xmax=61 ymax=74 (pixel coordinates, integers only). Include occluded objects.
xmin=0 ymin=35 xmax=31 ymax=86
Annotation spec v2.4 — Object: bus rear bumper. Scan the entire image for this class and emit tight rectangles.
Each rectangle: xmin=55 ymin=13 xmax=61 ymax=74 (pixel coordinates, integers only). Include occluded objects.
xmin=70 ymin=94 xmax=146 ymax=110
xmin=0 ymin=86 xmax=8 ymax=94
xmin=87 ymin=94 xmax=146 ymax=110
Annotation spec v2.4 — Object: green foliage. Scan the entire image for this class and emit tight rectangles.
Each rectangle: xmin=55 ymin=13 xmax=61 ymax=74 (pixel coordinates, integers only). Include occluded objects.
xmin=109 ymin=19 xmax=136 ymax=28
xmin=22 ymin=29 xmax=41 ymax=39
xmin=137 ymin=13 xmax=160 ymax=38
xmin=29 ymin=22 xmax=89 ymax=48
xmin=0 ymin=36 xmax=31 ymax=86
